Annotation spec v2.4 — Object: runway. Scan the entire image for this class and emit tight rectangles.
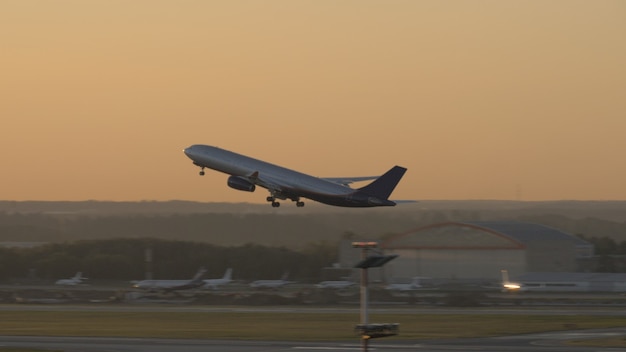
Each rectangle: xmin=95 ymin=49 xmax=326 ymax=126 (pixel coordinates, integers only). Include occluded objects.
xmin=2 ymin=328 xmax=626 ymax=352
xmin=1 ymin=303 xmax=626 ymax=316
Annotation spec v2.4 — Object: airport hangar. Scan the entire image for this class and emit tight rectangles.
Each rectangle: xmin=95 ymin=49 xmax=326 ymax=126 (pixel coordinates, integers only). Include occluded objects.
xmin=338 ymin=221 xmax=594 ymax=284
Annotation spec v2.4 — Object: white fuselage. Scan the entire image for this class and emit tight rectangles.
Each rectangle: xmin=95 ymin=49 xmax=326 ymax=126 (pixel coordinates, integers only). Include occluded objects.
xmin=316 ymin=281 xmax=355 ymax=289
xmin=249 ymin=280 xmax=290 ymax=288
xmin=55 ymin=272 xmax=85 ymax=286
xmin=133 ymin=280 xmax=194 ymax=290
xmin=386 ymin=277 xmax=429 ymax=291
xmin=202 ymin=269 xmax=233 ymax=289
xmin=184 ymin=144 xmax=405 ymax=207
xmin=202 ymin=279 xmax=230 ymax=289
xmin=185 ymin=145 xmax=352 ymax=196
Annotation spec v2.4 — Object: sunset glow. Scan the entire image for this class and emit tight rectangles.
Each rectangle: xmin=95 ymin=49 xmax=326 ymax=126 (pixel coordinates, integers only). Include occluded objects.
xmin=2 ymin=1 xmax=625 ymax=202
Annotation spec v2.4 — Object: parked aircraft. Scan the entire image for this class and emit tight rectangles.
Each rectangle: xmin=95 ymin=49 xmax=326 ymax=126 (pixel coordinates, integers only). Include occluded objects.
xmin=132 ymin=268 xmax=207 ymax=291
xmin=385 ymin=277 xmax=429 ymax=292
xmin=315 ymin=280 xmax=356 ymax=289
xmin=202 ymin=268 xmax=233 ymax=290
xmin=500 ymin=269 xmax=522 ymax=292
xmin=249 ymin=272 xmax=292 ymax=289
xmin=55 ymin=272 xmax=87 ymax=286
xmin=183 ymin=144 xmax=408 ymax=208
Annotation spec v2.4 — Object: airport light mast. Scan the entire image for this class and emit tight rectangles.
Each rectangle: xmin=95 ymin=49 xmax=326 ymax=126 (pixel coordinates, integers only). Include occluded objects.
xmin=352 ymin=241 xmax=399 ymax=352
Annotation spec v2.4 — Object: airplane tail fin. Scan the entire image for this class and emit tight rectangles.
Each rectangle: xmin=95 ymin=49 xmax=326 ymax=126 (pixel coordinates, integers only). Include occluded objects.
xmin=358 ymin=166 xmax=407 ymax=200
xmin=191 ymin=267 xmax=207 ymax=282
xmin=73 ymin=272 xmax=83 ymax=280
xmin=223 ymin=268 xmax=233 ymax=281
xmin=411 ymin=277 xmax=422 ymax=287
xmin=280 ymin=272 xmax=289 ymax=281
xmin=501 ymin=269 xmax=510 ymax=285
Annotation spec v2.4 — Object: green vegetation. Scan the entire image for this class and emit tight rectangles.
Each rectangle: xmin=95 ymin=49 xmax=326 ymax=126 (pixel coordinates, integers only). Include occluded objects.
xmin=0 ymin=350 xmax=60 ymax=352
xmin=4 ymin=201 xmax=626 ymax=282
xmin=0 ymin=238 xmax=337 ymax=282
xmin=2 ymin=234 xmax=626 ymax=284
xmin=0 ymin=310 xmax=625 ymax=341
xmin=569 ymin=337 xmax=626 ymax=347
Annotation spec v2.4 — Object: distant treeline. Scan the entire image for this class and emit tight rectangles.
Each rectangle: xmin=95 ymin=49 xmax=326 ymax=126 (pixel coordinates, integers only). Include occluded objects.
xmin=0 ymin=212 xmax=421 ymax=248
xmin=0 ymin=238 xmax=337 ymax=282
xmin=3 ymin=209 xmax=626 ymax=248
xmin=3 ymin=236 xmax=626 ymax=283
xmin=4 ymin=202 xmax=626 ymax=280
xmin=579 ymin=235 xmax=626 ymax=272
xmin=580 ymin=235 xmax=626 ymax=255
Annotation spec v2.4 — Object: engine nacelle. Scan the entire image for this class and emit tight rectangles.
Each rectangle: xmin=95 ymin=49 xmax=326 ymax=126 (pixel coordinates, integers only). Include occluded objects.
xmin=227 ymin=176 xmax=256 ymax=192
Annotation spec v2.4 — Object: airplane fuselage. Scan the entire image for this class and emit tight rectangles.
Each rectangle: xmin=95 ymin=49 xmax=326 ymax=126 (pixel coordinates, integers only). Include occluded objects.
xmin=249 ymin=280 xmax=289 ymax=288
xmin=316 ymin=280 xmax=355 ymax=289
xmin=55 ymin=279 xmax=80 ymax=286
xmin=183 ymin=145 xmax=406 ymax=207
xmin=133 ymin=279 xmax=203 ymax=291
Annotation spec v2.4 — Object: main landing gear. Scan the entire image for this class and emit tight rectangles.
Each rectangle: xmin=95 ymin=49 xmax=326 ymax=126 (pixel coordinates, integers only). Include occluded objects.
xmin=266 ymin=196 xmax=305 ymax=208
xmin=198 ymin=167 xmax=205 ymax=176
xmin=267 ymin=196 xmax=280 ymax=208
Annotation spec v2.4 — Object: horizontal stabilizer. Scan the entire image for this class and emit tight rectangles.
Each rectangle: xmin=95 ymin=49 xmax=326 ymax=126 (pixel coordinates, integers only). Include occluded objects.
xmin=323 ymin=176 xmax=378 ymax=187
xmin=390 ymin=200 xmax=418 ymax=204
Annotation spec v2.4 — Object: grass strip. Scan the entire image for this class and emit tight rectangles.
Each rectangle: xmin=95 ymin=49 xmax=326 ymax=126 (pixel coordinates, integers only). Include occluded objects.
xmin=0 ymin=350 xmax=61 ymax=352
xmin=1 ymin=310 xmax=625 ymax=341
xmin=568 ymin=337 xmax=626 ymax=347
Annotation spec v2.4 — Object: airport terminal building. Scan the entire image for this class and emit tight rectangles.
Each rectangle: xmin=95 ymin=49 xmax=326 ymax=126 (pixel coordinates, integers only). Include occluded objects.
xmin=340 ymin=221 xmax=593 ymax=283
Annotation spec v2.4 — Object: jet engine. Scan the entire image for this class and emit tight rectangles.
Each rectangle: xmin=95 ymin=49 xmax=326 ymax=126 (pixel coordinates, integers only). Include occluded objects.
xmin=227 ymin=176 xmax=256 ymax=192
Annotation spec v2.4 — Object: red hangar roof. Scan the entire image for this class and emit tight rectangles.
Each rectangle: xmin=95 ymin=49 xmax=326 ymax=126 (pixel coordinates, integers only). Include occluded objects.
xmin=381 ymin=221 xmax=592 ymax=251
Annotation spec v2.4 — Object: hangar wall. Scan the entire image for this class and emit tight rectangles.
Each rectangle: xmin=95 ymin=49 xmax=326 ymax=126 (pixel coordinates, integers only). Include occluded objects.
xmin=338 ymin=221 xmax=590 ymax=284
xmin=524 ymin=240 xmax=577 ymax=272
xmin=385 ymin=248 xmax=526 ymax=281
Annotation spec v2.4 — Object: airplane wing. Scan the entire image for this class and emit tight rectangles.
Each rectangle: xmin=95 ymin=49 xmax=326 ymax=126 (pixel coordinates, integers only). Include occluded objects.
xmin=246 ymin=171 xmax=285 ymax=193
xmin=253 ymin=171 xmax=379 ymax=195
xmin=241 ymin=171 xmax=301 ymax=201
xmin=321 ymin=176 xmax=379 ymax=187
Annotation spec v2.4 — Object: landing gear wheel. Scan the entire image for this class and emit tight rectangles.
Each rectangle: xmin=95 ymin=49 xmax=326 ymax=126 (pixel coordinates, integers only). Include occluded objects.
xmin=199 ymin=170 xmax=205 ymax=176
xmin=271 ymin=201 xmax=281 ymax=208
xmin=296 ymin=201 xmax=305 ymax=207
xmin=266 ymin=196 xmax=275 ymax=202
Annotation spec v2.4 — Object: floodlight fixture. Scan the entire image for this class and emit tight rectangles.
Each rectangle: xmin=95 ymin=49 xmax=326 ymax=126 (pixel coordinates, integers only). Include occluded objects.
xmin=354 ymin=254 xmax=398 ymax=269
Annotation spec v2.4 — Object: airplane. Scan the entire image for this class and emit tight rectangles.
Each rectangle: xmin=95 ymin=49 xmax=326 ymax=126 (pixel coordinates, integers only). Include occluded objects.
xmin=249 ymin=272 xmax=292 ymax=289
xmin=385 ymin=277 xmax=429 ymax=292
xmin=183 ymin=144 xmax=408 ymax=208
xmin=500 ymin=269 xmax=522 ymax=292
xmin=55 ymin=272 xmax=88 ymax=286
xmin=315 ymin=280 xmax=356 ymax=290
xmin=132 ymin=267 xmax=207 ymax=291
xmin=202 ymin=268 xmax=233 ymax=290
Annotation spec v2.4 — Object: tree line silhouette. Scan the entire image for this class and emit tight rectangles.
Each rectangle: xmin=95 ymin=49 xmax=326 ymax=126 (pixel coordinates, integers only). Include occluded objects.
xmin=3 ymin=235 xmax=626 ymax=283
xmin=4 ymin=203 xmax=626 ymax=281
xmin=0 ymin=238 xmax=337 ymax=282
xmin=579 ymin=235 xmax=626 ymax=272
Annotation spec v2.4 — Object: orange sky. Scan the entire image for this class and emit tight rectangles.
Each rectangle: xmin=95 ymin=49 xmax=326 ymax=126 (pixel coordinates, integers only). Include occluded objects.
xmin=2 ymin=1 xmax=625 ymax=203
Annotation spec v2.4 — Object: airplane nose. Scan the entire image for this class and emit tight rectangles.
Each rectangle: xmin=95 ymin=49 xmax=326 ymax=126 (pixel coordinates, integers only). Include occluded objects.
xmin=183 ymin=146 xmax=193 ymax=157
